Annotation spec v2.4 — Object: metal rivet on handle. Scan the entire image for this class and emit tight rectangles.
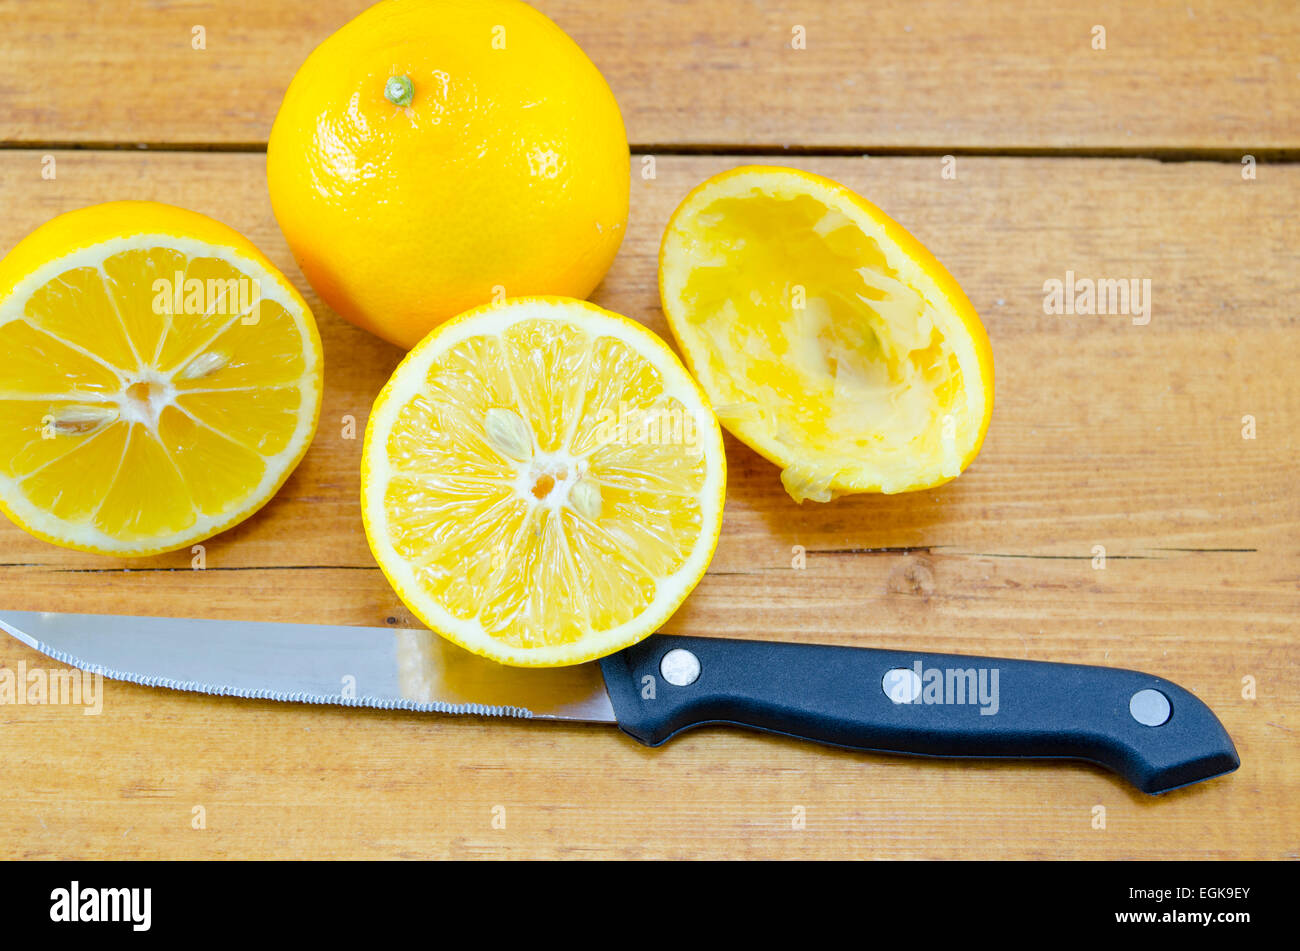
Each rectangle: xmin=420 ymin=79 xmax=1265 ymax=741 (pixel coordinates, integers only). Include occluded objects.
xmin=883 ymin=667 xmax=922 ymax=704
xmin=660 ymin=648 xmax=701 ymax=686
xmin=1129 ymin=688 xmax=1171 ymax=727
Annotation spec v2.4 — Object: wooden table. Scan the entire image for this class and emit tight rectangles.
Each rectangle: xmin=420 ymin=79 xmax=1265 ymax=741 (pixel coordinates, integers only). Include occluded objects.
xmin=0 ymin=0 xmax=1295 ymax=860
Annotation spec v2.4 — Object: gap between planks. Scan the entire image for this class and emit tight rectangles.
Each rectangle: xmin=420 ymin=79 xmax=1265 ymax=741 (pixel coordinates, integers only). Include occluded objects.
xmin=1 ymin=142 xmax=1297 ymax=164
xmin=0 ymin=547 xmax=1259 ymax=574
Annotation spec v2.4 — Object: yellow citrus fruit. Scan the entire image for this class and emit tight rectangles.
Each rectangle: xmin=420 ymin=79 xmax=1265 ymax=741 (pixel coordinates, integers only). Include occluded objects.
xmin=268 ymin=0 xmax=630 ymax=349
xmin=362 ymin=297 xmax=725 ymax=667
xmin=0 ymin=201 xmax=323 ymax=556
xmin=659 ymin=165 xmax=994 ymax=502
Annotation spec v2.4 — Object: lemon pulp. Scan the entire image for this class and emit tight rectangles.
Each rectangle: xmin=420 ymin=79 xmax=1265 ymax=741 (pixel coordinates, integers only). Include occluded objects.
xmin=363 ymin=298 xmax=725 ymax=667
xmin=0 ymin=232 xmax=321 ymax=555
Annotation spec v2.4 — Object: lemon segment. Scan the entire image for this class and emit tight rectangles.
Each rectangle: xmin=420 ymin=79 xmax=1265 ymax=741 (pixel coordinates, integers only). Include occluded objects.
xmin=362 ymin=297 xmax=726 ymax=667
xmin=0 ymin=201 xmax=323 ymax=556
xmin=660 ymin=166 xmax=994 ymax=501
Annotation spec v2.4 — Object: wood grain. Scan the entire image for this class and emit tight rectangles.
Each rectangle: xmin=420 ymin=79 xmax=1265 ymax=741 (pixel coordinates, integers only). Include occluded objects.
xmin=0 ymin=0 xmax=1297 ymax=150
xmin=0 ymin=151 xmax=1295 ymax=859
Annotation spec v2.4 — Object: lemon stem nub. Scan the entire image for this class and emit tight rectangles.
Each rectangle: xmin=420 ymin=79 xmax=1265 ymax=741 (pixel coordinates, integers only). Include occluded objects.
xmin=385 ymin=75 xmax=414 ymax=107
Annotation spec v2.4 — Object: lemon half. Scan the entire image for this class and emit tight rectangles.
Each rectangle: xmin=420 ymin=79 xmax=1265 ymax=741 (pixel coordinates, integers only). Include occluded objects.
xmin=660 ymin=165 xmax=994 ymax=501
xmin=0 ymin=201 xmax=323 ymax=556
xmin=361 ymin=297 xmax=725 ymax=667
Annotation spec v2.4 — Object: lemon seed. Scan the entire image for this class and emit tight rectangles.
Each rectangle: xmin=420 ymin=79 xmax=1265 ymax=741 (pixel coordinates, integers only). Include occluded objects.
xmin=179 ymin=350 xmax=231 ymax=380
xmin=484 ymin=408 xmax=533 ymax=461
xmin=569 ymin=478 xmax=602 ymax=520
xmin=49 ymin=404 xmax=118 ymax=436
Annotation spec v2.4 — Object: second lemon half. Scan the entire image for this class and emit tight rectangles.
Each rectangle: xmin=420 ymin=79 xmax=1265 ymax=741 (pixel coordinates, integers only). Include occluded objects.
xmin=0 ymin=201 xmax=322 ymax=556
xmin=361 ymin=297 xmax=725 ymax=667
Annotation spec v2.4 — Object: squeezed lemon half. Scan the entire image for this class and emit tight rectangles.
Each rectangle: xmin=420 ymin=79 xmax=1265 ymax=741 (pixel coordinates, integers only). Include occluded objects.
xmin=659 ymin=165 xmax=994 ymax=501
xmin=361 ymin=297 xmax=726 ymax=667
xmin=0 ymin=201 xmax=322 ymax=556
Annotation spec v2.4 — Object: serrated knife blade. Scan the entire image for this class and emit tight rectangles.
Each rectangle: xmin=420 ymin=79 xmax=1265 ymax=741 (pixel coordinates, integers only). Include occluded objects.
xmin=0 ymin=610 xmax=616 ymax=722
xmin=0 ymin=609 xmax=1240 ymax=793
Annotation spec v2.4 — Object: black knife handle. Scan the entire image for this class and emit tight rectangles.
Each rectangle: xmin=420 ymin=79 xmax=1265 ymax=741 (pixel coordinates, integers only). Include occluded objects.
xmin=598 ymin=634 xmax=1239 ymax=794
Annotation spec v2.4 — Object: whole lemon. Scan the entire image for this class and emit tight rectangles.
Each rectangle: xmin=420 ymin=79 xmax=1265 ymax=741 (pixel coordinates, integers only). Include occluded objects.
xmin=268 ymin=0 xmax=629 ymax=349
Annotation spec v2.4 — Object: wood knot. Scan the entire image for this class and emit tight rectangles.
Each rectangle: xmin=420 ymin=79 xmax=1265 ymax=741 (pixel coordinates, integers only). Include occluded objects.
xmin=888 ymin=555 xmax=936 ymax=599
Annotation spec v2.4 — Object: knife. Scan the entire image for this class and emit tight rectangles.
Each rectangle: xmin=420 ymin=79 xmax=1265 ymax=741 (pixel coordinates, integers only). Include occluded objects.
xmin=0 ymin=610 xmax=1238 ymax=794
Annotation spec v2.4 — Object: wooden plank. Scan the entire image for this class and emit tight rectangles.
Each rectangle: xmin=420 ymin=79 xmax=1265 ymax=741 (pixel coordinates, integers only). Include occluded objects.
xmin=0 ymin=151 xmax=1296 ymax=859
xmin=1 ymin=0 xmax=1297 ymax=150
